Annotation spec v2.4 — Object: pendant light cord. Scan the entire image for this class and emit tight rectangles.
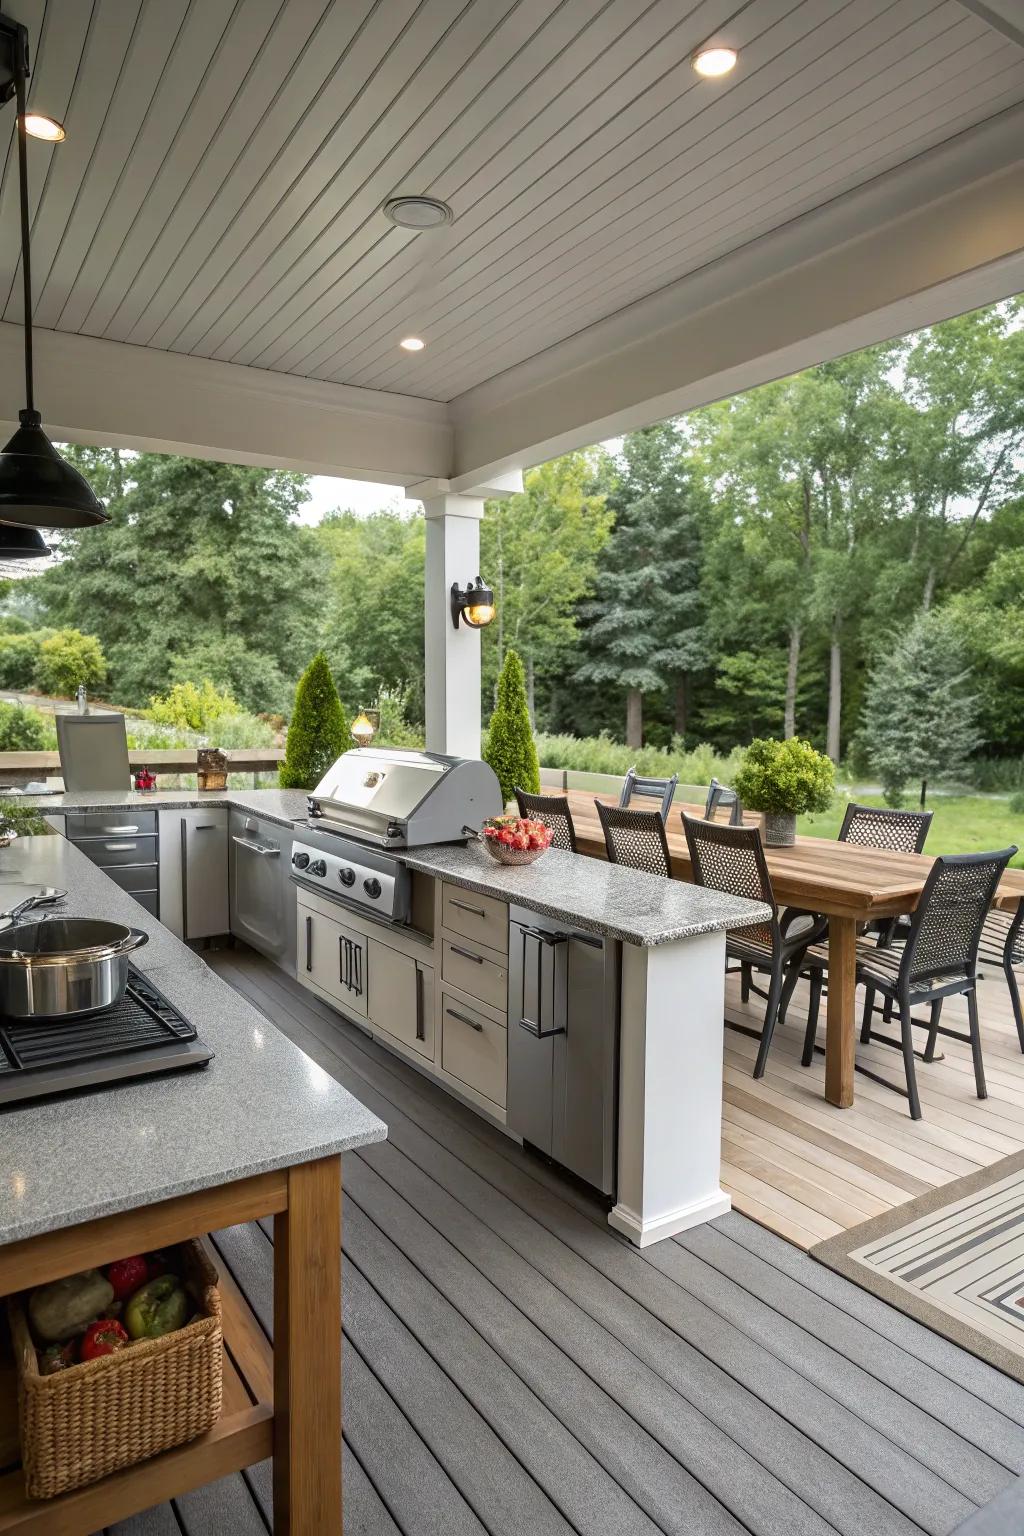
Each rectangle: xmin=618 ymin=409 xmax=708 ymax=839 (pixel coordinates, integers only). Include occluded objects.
xmin=14 ymin=64 xmax=33 ymax=416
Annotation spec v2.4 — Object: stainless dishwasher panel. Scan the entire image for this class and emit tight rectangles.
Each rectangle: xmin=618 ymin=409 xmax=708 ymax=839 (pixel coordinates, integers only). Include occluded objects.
xmin=229 ymin=809 xmax=296 ymax=970
xmin=507 ymin=905 xmax=620 ymax=1197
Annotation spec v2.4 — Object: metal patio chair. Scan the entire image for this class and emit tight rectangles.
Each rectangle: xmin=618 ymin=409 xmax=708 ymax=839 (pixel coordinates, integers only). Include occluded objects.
xmin=618 ymin=766 xmax=678 ymax=820
xmin=514 ymin=787 xmax=578 ymax=853
xmin=704 ymin=777 xmax=744 ymax=826
xmin=597 ymin=801 xmax=671 ymax=878
xmin=797 ymin=847 xmax=1016 ymax=1119
xmin=682 ymin=815 xmax=815 ymax=1079
xmin=977 ymin=900 xmax=1024 ymax=1053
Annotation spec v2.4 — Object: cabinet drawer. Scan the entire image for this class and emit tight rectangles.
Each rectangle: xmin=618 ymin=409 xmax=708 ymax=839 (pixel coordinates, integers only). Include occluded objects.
xmin=441 ymin=991 xmax=506 ymax=1108
xmin=106 ymin=862 xmax=159 ymax=895
xmin=442 ymin=938 xmax=507 ymax=1012
xmin=67 ymin=810 xmax=157 ymax=839
xmin=441 ymin=883 xmax=508 ymax=955
xmin=130 ymin=889 xmax=160 ymax=918
xmin=76 ymin=835 xmax=159 ymax=869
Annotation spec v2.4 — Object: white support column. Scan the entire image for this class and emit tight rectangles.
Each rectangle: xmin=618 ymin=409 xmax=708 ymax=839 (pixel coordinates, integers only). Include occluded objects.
xmin=414 ymin=481 xmax=486 ymax=760
xmin=610 ymin=930 xmax=732 ymax=1246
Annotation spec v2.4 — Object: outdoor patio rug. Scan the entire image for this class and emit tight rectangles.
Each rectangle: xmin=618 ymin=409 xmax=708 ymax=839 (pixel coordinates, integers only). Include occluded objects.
xmin=812 ymin=1149 xmax=1024 ymax=1384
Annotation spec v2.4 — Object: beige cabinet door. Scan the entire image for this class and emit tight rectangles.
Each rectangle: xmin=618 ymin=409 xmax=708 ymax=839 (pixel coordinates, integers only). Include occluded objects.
xmin=298 ymin=905 xmax=369 ymax=1019
xmin=368 ymin=940 xmax=434 ymax=1061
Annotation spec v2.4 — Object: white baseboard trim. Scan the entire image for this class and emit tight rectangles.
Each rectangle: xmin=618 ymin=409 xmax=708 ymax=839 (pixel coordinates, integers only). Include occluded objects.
xmin=608 ymin=1189 xmax=732 ymax=1247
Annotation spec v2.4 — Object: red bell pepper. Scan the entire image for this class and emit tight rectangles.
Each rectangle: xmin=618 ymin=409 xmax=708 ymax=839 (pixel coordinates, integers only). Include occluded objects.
xmin=80 ymin=1318 xmax=130 ymax=1360
xmin=106 ymin=1254 xmax=150 ymax=1302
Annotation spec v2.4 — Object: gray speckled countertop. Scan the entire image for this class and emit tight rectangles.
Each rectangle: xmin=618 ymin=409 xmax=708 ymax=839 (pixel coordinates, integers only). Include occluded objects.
xmin=18 ymin=786 xmax=309 ymax=831
xmin=400 ymin=842 xmax=771 ymax=947
xmin=0 ymin=837 xmax=385 ymax=1245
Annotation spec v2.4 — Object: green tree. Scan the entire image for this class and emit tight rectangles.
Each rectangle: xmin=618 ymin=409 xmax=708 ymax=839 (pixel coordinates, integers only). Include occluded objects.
xmin=484 ymin=649 xmax=539 ymax=804
xmin=35 ymin=629 xmax=107 ymax=697
xmin=857 ymin=610 xmax=979 ymax=806
xmin=31 ymin=449 xmax=322 ymax=714
xmin=280 ymin=652 xmax=349 ymax=790
xmin=575 ymin=424 xmax=705 ymax=747
xmin=481 ymin=452 xmax=612 ymax=721
xmin=946 ymin=547 xmax=1024 ymax=754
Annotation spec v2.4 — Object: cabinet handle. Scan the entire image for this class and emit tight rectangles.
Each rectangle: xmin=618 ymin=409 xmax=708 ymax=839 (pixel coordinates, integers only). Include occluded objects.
xmin=415 ymin=967 xmax=425 ymax=1040
xmin=353 ymin=942 xmax=362 ymax=997
xmin=180 ymin=820 xmax=188 ymax=936
xmin=339 ymin=935 xmax=348 ymax=988
xmin=231 ymin=835 xmax=279 ymax=856
xmin=194 ymin=823 xmax=219 ymax=831
xmin=446 ymin=1006 xmax=483 ymax=1032
xmin=305 ymin=913 xmax=313 ymax=972
xmin=450 ymin=898 xmax=486 ymax=917
xmin=99 ymin=824 xmax=139 ymax=834
xmin=102 ymin=842 xmax=138 ymax=852
xmin=450 ymin=943 xmax=483 ymax=964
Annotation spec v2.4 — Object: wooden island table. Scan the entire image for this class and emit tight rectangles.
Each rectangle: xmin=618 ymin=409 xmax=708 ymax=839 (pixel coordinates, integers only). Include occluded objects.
xmin=562 ymin=790 xmax=1024 ymax=1110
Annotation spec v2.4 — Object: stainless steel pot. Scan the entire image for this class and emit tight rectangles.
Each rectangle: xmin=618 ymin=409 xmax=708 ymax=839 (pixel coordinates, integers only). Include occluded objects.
xmin=0 ymin=917 xmax=149 ymax=1020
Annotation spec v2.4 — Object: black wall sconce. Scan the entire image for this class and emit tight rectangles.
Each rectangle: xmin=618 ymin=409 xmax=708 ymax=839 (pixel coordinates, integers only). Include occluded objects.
xmin=450 ymin=577 xmax=496 ymax=631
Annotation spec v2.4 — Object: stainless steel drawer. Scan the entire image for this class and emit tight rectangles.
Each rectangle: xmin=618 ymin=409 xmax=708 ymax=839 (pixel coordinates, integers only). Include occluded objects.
xmin=441 ymin=883 xmax=508 ymax=954
xmin=105 ymin=862 xmax=160 ymax=895
xmin=130 ymin=889 xmax=160 ymax=918
xmin=67 ymin=810 xmax=157 ymax=839
xmin=75 ymin=835 xmax=159 ymax=869
xmin=441 ymin=990 xmax=506 ymax=1108
xmin=441 ymin=938 xmax=508 ymax=1013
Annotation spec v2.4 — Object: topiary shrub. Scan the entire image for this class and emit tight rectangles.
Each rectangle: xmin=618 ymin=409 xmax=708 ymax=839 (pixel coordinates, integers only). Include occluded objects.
xmin=280 ymin=652 xmax=349 ymax=790
xmin=484 ymin=649 xmax=539 ymax=805
xmin=34 ymin=628 xmax=106 ymax=698
xmin=0 ymin=701 xmax=50 ymax=752
xmin=734 ymin=737 xmax=835 ymax=815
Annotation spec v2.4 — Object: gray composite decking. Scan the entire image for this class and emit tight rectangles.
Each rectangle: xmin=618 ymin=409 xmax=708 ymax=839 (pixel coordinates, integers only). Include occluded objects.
xmin=105 ymin=944 xmax=1024 ymax=1536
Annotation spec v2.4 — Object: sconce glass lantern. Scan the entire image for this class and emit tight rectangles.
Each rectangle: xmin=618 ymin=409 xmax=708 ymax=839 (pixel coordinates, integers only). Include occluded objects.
xmin=351 ymin=709 xmax=378 ymax=747
xmin=450 ymin=577 xmax=496 ymax=631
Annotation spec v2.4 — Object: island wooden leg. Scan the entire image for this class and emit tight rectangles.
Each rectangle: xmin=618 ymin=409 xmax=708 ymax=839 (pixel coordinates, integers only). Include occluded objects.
xmin=274 ymin=1155 xmax=343 ymax=1535
xmin=825 ymin=916 xmax=857 ymax=1109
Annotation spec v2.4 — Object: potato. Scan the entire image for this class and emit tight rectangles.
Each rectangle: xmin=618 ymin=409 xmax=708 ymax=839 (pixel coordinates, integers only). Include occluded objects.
xmin=29 ymin=1270 xmax=115 ymax=1343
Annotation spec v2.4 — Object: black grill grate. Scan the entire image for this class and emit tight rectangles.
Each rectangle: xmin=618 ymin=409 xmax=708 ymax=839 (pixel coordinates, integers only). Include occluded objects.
xmin=0 ymin=969 xmax=197 ymax=1077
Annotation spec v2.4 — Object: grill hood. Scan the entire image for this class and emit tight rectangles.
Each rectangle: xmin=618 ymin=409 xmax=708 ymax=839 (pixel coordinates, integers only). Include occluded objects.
xmin=307 ymin=748 xmax=502 ymax=847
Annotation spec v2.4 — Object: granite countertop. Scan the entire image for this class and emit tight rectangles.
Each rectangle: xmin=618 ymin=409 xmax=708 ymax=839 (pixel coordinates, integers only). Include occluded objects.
xmin=0 ymin=837 xmax=385 ymax=1245
xmin=400 ymin=842 xmax=771 ymax=947
xmin=17 ymin=787 xmax=309 ymax=831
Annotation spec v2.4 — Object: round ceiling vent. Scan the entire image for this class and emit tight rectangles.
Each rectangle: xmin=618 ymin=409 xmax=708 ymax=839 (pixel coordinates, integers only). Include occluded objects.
xmin=382 ymin=195 xmax=453 ymax=229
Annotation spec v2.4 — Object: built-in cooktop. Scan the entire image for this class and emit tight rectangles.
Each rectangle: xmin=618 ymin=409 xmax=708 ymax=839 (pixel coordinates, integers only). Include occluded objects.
xmin=0 ymin=967 xmax=213 ymax=1106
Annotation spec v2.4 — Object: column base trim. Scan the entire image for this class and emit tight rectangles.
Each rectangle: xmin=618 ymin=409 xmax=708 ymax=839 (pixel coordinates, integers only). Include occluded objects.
xmin=608 ymin=1189 xmax=732 ymax=1248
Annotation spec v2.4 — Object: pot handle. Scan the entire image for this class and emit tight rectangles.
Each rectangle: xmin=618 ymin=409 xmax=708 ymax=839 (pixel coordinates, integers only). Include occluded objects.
xmin=124 ymin=928 xmax=150 ymax=953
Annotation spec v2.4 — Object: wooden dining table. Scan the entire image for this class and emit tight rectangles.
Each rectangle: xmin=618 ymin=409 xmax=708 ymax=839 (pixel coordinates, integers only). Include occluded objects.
xmin=559 ymin=790 xmax=1024 ymax=1110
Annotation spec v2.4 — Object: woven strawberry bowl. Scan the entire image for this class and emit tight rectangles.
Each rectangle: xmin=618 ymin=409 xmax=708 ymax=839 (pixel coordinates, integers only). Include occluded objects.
xmin=481 ymin=815 xmax=553 ymax=866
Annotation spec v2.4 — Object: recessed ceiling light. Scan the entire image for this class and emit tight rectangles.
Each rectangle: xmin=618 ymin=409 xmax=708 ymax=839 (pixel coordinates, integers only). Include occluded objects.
xmin=22 ymin=113 xmax=66 ymax=142
xmin=399 ymin=336 xmax=426 ymax=352
xmin=692 ymin=46 xmax=737 ymax=78
xmin=383 ymin=196 xmax=453 ymax=230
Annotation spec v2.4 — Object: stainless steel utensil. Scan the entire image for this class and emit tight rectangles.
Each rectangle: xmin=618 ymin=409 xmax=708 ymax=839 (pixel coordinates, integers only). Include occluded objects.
xmin=0 ymin=917 xmax=149 ymax=1020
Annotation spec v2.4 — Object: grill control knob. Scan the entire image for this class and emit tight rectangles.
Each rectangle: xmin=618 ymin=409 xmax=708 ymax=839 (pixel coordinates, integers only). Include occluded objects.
xmin=308 ymin=859 xmax=327 ymax=878
xmin=338 ymin=867 xmax=356 ymax=887
xmin=363 ymin=877 xmax=382 ymax=900
xmin=292 ymin=851 xmax=310 ymax=870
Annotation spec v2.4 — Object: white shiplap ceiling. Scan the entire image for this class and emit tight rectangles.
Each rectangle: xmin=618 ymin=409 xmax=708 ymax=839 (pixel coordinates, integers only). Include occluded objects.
xmin=1 ymin=0 xmax=1022 ymax=406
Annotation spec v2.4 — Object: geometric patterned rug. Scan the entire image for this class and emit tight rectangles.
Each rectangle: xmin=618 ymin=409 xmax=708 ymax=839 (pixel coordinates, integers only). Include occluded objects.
xmin=812 ymin=1150 xmax=1024 ymax=1384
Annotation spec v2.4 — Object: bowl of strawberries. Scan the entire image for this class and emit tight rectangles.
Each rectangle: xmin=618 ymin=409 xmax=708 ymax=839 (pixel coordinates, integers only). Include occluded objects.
xmin=481 ymin=815 xmax=554 ymax=866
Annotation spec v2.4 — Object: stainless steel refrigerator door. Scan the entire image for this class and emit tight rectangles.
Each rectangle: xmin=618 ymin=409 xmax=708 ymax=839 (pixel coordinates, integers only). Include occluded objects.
xmin=229 ymin=810 xmax=295 ymax=967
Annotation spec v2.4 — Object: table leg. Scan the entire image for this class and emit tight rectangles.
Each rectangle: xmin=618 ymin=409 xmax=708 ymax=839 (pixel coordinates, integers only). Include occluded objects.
xmin=825 ymin=916 xmax=857 ymax=1108
xmin=274 ymin=1155 xmax=343 ymax=1535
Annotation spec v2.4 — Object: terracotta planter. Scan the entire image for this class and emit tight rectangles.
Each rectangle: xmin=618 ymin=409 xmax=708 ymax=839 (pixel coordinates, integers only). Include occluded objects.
xmin=762 ymin=811 xmax=797 ymax=847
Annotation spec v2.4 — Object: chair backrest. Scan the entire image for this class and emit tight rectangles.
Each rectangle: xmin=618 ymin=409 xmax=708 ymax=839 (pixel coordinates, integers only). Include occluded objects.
xmin=704 ymin=777 xmax=744 ymax=826
xmin=902 ymin=848 xmax=1016 ymax=986
xmin=839 ymin=802 xmax=932 ymax=854
xmin=55 ymin=713 xmax=131 ymax=791
xmin=618 ymin=766 xmax=678 ymax=819
xmin=596 ymin=801 xmax=671 ymax=877
xmin=682 ymin=814 xmax=777 ymax=947
xmin=514 ymin=787 xmax=577 ymax=853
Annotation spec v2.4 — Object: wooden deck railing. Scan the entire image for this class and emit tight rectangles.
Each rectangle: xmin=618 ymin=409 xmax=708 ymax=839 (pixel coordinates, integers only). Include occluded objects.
xmin=0 ymin=748 xmax=285 ymax=788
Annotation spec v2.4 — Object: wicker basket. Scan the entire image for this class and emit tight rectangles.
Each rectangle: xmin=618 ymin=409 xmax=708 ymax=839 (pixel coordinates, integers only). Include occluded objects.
xmin=8 ymin=1240 xmax=222 ymax=1500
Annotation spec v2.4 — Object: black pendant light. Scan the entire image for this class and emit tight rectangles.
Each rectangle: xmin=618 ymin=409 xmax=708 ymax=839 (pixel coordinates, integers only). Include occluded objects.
xmin=0 ymin=520 xmax=50 ymax=558
xmin=0 ymin=15 xmax=106 ymax=530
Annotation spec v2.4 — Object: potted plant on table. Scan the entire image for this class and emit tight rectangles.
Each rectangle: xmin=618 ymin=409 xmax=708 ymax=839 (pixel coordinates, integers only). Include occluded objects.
xmin=733 ymin=737 xmax=835 ymax=847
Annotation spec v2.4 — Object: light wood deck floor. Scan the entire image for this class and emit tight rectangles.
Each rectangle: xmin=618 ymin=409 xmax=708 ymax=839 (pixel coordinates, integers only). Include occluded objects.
xmin=102 ymin=946 xmax=1024 ymax=1536
xmin=721 ymin=968 xmax=1024 ymax=1250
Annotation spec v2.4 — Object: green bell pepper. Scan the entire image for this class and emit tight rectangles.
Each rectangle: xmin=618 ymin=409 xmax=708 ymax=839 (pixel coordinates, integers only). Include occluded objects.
xmin=123 ymin=1275 xmax=188 ymax=1340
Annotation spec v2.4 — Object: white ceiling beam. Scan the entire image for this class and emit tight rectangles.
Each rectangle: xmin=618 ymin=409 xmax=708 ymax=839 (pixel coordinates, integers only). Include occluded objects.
xmin=449 ymin=105 xmax=1024 ymax=484
xmin=0 ymin=323 xmax=451 ymax=484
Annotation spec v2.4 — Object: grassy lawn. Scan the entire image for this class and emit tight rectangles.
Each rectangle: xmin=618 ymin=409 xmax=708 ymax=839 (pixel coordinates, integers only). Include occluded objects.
xmin=798 ymin=794 xmax=1024 ymax=867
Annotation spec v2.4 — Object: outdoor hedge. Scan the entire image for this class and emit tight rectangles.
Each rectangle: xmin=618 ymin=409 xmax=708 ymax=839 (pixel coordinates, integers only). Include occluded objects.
xmin=280 ymin=651 xmax=349 ymax=790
